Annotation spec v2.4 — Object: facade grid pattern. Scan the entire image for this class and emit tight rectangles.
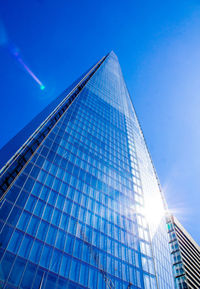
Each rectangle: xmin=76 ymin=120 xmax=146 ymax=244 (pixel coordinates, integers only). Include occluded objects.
xmin=0 ymin=52 xmax=174 ymax=289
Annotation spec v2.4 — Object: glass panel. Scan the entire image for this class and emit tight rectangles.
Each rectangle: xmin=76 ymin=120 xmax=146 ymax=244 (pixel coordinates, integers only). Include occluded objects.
xmin=18 ymin=234 xmax=33 ymax=258
xmin=20 ymin=263 xmax=37 ymax=289
xmin=8 ymin=257 xmax=26 ymax=286
xmin=39 ymin=244 xmax=53 ymax=268
xmin=7 ymin=230 xmax=23 ymax=254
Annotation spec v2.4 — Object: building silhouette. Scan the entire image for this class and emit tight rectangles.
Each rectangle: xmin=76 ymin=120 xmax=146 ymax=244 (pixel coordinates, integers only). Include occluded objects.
xmin=0 ymin=52 xmax=175 ymax=288
xmin=167 ymin=215 xmax=200 ymax=289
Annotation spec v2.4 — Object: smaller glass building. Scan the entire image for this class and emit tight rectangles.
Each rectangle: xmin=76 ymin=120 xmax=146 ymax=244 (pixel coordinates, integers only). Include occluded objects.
xmin=167 ymin=215 xmax=200 ymax=289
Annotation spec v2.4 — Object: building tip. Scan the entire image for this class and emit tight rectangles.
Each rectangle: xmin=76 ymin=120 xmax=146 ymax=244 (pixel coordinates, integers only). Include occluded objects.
xmin=108 ymin=50 xmax=118 ymax=59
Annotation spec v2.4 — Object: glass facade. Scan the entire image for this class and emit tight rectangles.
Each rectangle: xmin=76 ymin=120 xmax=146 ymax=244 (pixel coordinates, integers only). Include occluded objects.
xmin=0 ymin=51 xmax=175 ymax=288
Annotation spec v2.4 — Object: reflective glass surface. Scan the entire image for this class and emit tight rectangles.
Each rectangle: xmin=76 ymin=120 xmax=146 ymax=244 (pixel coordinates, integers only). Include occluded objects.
xmin=0 ymin=52 xmax=174 ymax=289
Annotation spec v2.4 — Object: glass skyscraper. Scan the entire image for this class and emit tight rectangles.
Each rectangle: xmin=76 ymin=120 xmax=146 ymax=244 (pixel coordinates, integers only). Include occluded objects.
xmin=0 ymin=51 xmax=175 ymax=289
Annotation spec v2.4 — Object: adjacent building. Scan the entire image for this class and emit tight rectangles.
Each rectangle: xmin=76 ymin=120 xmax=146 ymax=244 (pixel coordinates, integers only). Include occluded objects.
xmin=167 ymin=216 xmax=200 ymax=289
xmin=0 ymin=51 xmax=175 ymax=288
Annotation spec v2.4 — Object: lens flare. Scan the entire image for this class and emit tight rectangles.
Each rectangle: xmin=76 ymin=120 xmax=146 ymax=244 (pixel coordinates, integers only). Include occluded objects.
xmin=0 ymin=19 xmax=45 ymax=91
xmin=8 ymin=44 xmax=45 ymax=90
xmin=143 ymin=196 xmax=165 ymax=227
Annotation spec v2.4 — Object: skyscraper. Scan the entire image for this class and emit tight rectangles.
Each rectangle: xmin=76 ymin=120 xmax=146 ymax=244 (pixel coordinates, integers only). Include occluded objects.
xmin=167 ymin=215 xmax=200 ymax=289
xmin=0 ymin=51 xmax=175 ymax=289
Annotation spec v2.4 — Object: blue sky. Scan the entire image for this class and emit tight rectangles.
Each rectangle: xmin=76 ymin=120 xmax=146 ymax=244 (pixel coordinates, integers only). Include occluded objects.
xmin=0 ymin=0 xmax=200 ymax=243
